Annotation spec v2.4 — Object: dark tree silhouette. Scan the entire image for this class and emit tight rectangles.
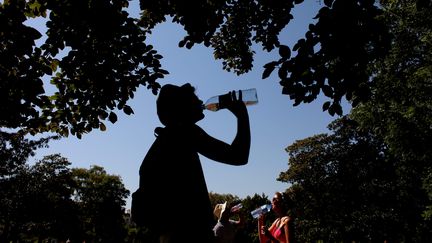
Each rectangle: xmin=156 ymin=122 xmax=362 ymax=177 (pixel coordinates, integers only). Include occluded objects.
xmin=1 ymin=0 xmax=401 ymax=137
xmin=280 ymin=117 xmax=431 ymax=242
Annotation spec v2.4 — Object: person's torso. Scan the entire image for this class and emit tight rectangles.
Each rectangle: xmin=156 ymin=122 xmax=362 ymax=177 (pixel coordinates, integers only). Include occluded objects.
xmin=139 ymin=125 xmax=214 ymax=229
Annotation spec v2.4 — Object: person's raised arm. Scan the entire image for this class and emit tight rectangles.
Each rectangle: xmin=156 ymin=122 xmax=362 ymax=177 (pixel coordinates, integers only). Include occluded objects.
xmin=258 ymin=215 xmax=268 ymax=243
xmin=196 ymin=90 xmax=251 ymax=165
xmin=226 ymin=90 xmax=251 ymax=164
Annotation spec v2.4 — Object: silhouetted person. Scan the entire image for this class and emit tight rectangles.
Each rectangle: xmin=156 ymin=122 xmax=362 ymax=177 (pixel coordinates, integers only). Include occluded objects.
xmin=132 ymin=83 xmax=250 ymax=243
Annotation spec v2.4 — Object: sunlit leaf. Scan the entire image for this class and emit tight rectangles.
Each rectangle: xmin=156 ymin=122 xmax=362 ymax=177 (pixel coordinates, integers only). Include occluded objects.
xmin=100 ymin=123 xmax=106 ymax=131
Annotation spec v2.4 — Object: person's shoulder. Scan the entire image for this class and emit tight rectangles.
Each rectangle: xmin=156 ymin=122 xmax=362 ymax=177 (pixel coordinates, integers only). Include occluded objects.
xmin=190 ymin=123 xmax=204 ymax=130
xmin=281 ymin=216 xmax=292 ymax=225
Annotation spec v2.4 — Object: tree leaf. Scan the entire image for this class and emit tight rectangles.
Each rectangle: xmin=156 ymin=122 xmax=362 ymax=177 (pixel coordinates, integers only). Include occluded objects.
xmin=108 ymin=112 xmax=117 ymax=124
xmin=123 ymin=105 xmax=134 ymax=115
xmin=322 ymin=85 xmax=333 ymax=98
xmin=324 ymin=0 xmax=333 ymax=7
xmin=100 ymin=123 xmax=106 ymax=131
xmin=322 ymin=101 xmax=331 ymax=111
xmin=262 ymin=64 xmax=276 ymax=79
xmin=279 ymin=45 xmax=291 ymax=59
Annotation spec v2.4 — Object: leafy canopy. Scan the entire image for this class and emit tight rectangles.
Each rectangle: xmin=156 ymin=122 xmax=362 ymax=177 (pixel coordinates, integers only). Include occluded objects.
xmin=1 ymin=0 xmax=406 ymax=137
xmin=1 ymin=0 xmax=167 ymax=138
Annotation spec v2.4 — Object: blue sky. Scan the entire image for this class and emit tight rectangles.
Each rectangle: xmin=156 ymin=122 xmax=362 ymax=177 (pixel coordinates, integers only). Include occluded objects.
xmin=30 ymin=1 xmax=350 ymax=208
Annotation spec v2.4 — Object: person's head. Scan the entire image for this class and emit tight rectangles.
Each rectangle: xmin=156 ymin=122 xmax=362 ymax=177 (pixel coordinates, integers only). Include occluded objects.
xmin=156 ymin=83 xmax=204 ymax=126
xmin=214 ymin=202 xmax=230 ymax=222
xmin=271 ymin=192 xmax=287 ymax=215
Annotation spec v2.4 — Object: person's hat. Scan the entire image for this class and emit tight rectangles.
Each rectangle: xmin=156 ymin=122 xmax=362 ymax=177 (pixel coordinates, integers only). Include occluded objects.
xmin=213 ymin=201 xmax=227 ymax=220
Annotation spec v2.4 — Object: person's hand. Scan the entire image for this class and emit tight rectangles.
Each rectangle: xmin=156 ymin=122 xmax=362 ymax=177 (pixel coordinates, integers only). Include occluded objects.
xmin=258 ymin=214 xmax=266 ymax=230
xmin=258 ymin=214 xmax=265 ymax=223
xmin=260 ymin=226 xmax=267 ymax=235
xmin=225 ymin=90 xmax=247 ymax=118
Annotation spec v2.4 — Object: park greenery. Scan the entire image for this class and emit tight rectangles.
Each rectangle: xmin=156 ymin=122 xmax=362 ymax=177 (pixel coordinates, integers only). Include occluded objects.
xmin=1 ymin=0 xmax=431 ymax=242
xmin=0 ymin=132 xmax=129 ymax=242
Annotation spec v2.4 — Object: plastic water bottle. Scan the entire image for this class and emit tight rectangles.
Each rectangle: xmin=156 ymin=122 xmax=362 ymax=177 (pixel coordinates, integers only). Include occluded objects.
xmin=203 ymin=88 xmax=258 ymax=112
xmin=231 ymin=203 xmax=243 ymax=212
xmin=251 ymin=204 xmax=272 ymax=219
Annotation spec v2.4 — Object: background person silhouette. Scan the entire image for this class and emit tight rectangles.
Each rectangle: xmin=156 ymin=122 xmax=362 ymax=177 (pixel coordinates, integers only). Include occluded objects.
xmin=132 ymin=83 xmax=251 ymax=243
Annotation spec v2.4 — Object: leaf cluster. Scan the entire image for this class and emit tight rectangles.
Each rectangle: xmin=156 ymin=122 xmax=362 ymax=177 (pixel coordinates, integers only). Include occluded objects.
xmin=279 ymin=117 xmax=431 ymax=241
xmin=138 ymin=0 xmax=302 ymax=76
xmin=1 ymin=0 xmax=168 ymax=137
xmin=263 ymin=0 xmax=391 ymax=116
xmin=351 ymin=0 xmax=432 ymax=226
xmin=1 ymin=0 xmax=428 ymax=139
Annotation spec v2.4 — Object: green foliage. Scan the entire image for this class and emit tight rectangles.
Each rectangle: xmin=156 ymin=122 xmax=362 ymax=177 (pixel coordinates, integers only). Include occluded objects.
xmin=23 ymin=154 xmax=78 ymax=241
xmin=72 ymin=165 xmax=130 ymax=242
xmin=351 ymin=0 xmax=432 ymax=160
xmin=209 ymin=191 xmax=241 ymax=207
xmin=0 ymin=130 xmax=54 ymax=177
xmin=350 ymin=0 xmax=432 ymax=222
xmin=0 ymin=154 xmax=77 ymax=242
xmin=264 ymin=0 xmax=390 ymax=116
xmin=2 ymin=0 xmax=397 ymax=136
xmin=139 ymin=0 xmax=298 ymax=75
xmin=0 ymin=141 xmax=130 ymax=242
xmin=1 ymin=0 xmax=167 ymax=138
xmin=0 ymin=130 xmax=57 ymax=242
xmin=423 ymin=168 xmax=432 ymax=220
xmin=280 ymin=117 xmax=432 ymax=241
xmin=0 ymin=0 xmax=51 ymax=130
xmin=4 ymin=0 xmax=429 ymax=137
xmin=277 ymin=2 xmax=432 ymax=240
